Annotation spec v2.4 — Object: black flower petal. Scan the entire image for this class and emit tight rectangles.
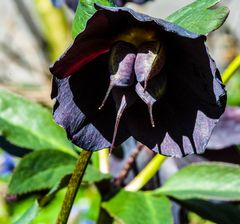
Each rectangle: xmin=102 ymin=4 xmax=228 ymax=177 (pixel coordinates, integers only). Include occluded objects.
xmin=50 ymin=5 xmax=226 ymax=157
xmin=50 ymin=5 xmax=200 ymax=78
xmin=52 ymin=54 xmax=131 ymax=151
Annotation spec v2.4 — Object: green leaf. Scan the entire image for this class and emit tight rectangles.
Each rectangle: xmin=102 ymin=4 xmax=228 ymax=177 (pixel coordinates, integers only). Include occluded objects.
xmin=0 ymin=90 xmax=75 ymax=155
xmin=32 ymin=189 xmax=67 ymax=224
xmin=102 ymin=190 xmax=173 ymax=224
xmin=10 ymin=196 xmax=36 ymax=223
xmin=177 ymin=199 xmax=240 ymax=224
xmin=33 ymin=186 xmax=100 ymax=224
xmin=166 ymin=0 xmax=229 ymax=35
xmin=10 ymin=190 xmax=66 ymax=224
xmin=153 ymin=163 xmax=240 ymax=201
xmin=10 ymin=190 xmax=64 ymax=224
xmin=13 ymin=201 xmax=39 ymax=224
xmin=9 ymin=150 xmax=111 ymax=195
xmin=9 ymin=150 xmax=76 ymax=195
xmin=72 ymin=0 xmax=114 ymax=38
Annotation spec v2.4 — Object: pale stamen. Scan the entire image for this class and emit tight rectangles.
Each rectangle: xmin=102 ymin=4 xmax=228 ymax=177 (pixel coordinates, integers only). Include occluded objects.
xmin=148 ymin=103 xmax=155 ymax=127
xmin=99 ymin=81 xmax=114 ymax=110
xmin=135 ymin=82 xmax=156 ymax=128
xmin=109 ymin=95 xmax=127 ymax=155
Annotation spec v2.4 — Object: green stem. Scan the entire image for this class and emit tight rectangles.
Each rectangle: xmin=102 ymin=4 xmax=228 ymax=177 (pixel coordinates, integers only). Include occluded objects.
xmin=124 ymin=154 xmax=166 ymax=192
xmin=98 ymin=148 xmax=110 ymax=174
xmin=56 ymin=150 xmax=92 ymax=224
xmin=222 ymin=55 xmax=240 ymax=84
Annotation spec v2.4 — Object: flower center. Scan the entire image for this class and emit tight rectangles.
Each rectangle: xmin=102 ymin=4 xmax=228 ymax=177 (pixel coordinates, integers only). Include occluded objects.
xmin=99 ymin=38 xmax=167 ymax=153
xmin=115 ymin=26 xmax=159 ymax=47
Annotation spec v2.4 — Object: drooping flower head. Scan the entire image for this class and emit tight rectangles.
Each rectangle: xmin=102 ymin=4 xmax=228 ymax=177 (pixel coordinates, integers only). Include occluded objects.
xmin=50 ymin=5 xmax=226 ymax=158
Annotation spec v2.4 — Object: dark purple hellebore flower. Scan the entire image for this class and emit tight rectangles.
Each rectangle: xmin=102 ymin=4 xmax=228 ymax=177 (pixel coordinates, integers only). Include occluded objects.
xmin=50 ymin=5 xmax=226 ymax=158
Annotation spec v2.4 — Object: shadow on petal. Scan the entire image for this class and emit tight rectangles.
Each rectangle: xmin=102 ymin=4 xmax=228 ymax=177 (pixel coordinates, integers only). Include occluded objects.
xmin=126 ymin=36 xmax=226 ymax=158
xmin=52 ymin=54 xmax=131 ymax=151
xmin=69 ymin=53 xmax=131 ymax=150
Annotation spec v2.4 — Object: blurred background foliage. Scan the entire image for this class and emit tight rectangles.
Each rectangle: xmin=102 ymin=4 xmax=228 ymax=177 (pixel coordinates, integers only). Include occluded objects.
xmin=0 ymin=0 xmax=240 ymax=224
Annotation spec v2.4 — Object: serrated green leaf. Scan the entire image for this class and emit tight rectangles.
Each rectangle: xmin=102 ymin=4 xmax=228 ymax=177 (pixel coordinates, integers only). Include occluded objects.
xmin=9 ymin=150 xmax=111 ymax=195
xmin=0 ymin=90 xmax=75 ymax=155
xmin=9 ymin=150 xmax=76 ymax=195
xmin=166 ymin=0 xmax=229 ymax=35
xmin=72 ymin=0 xmax=114 ymax=38
xmin=153 ymin=163 xmax=240 ymax=201
xmin=102 ymin=190 xmax=173 ymax=224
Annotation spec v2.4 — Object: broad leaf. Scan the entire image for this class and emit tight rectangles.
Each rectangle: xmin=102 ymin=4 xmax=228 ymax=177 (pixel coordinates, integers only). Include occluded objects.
xmin=9 ymin=150 xmax=110 ymax=194
xmin=102 ymin=190 xmax=173 ymax=224
xmin=153 ymin=163 xmax=240 ymax=201
xmin=166 ymin=0 xmax=229 ymax=35
xmin=9 ymin=150 xmax=76 ymax=194
xmin=0 ymin=90 xmax=75 ymax=155
xmin=13 ymin=201 xmax=39 ymax=224
xmin=11 ymin=186 xmax=100 ymax=224
xmin=177 ymin=199 xmax=240 ymax=224
xmin=72 ymin=0 xmax=114 ymax=38
xmin=10 ymin=196 xmax=36 ymax=224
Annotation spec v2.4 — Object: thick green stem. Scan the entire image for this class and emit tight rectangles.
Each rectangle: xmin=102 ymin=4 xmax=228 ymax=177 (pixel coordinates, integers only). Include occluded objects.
xmin=124 ymin=154 xmax=166 ymax=192
xmin=56 ymin=150 xmax=92 ymax=224
xmin=222 ymin=55 xmax=240 ymax=84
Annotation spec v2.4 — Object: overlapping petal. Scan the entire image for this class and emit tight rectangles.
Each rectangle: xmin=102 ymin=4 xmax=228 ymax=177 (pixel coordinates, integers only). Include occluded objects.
xmin=50 ymin=5 xmax=226 ymax=157
xmin=52 ymin=54 xmax=130 ymax=151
